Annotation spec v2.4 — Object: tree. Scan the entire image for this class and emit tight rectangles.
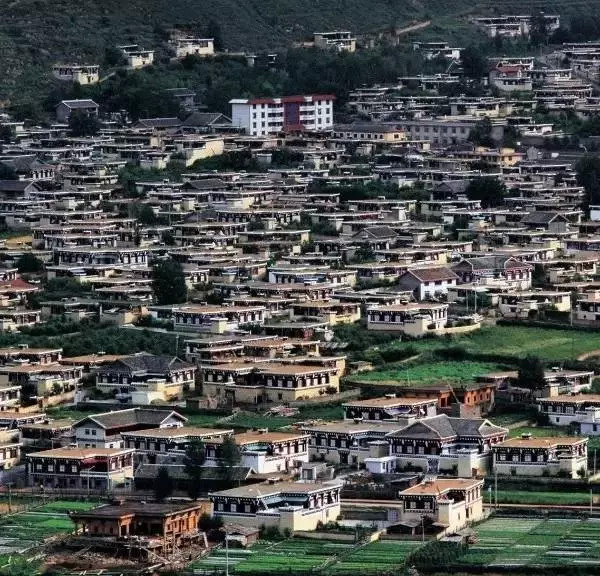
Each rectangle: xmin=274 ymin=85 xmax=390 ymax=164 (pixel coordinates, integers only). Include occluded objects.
xmin=205 ymin=19 xmax=224 ymax=52
xmin=184 ymin=439 xmax=206 ymax=500
xmin=351 ymin=243 xmax=376 ymax=263
xmin=219 ymin=435 xmax=242 ymax=483
xmin=468 ymin=117 xmax=495 ymax=147
xmin=137 ymin=204 xmax=158 ymax=226
xmin=152 ymin=259 xmax=187 ymax=305
xmin=17 ymin=253 xmax=44 ymax=274
xmin=465 ymin=177 xmax=507 ymax=208
xmin=530 ymin=12 xmax=549 ymax=46
xmin=0 ymin=164 xmax=17 ymax=180
xmin=517 ymin=355 xmax=545 ymax=389
xmin=104 ymin=46 xmax=125 ymax=67
xmin=69 ymin=110 xmax=100 ymax=137
xmin=155 ymin=466 xmax=174 ymax=502
xmin=576 ymin=155 xmax=600 ymax=207
xmin=461 ymin=45 xmax=487 ymax=79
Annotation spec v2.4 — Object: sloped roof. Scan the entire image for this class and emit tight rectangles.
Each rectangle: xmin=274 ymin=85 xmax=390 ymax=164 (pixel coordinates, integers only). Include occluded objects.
xmin=95 ymin=352 xmax=193 ymax=375
xmin=453 ymin=255 xmax=532 ymax=272
xmin=183 ymin=112 xmax=232 ymax=127
xmin=74 ymin=408 xmax=187 ymax=430
xmin=387 ymin=415 xmax=506 ymax=440
xmin=352 ymin=226 xmax=398 ymax=239
xmin=521 ymin=211 xmax=566 ymax=225
xmin=403 ymin=266 xmax=458 ymax=283
xmin=135 ymin=117 xmax=182 ymax=129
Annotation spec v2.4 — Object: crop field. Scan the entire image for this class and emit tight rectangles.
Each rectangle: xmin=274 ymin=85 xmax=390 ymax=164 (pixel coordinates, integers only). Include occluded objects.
xmin=375 ymin=325 xmax=600 ymax=362
xmin=355 ymin=361 xmax=505 ymax=386
xmin=460 ymin=516 xmax=600 ymax=568
xmin=327 ymin=540 xmax=422 ymax=575
xmin=192 ymin=538 xmax=424 ymax=575
xmin=0 ymin=499 xmax=97 ymax=554
xmin=494 ymin=490 xmax=591 ymax=506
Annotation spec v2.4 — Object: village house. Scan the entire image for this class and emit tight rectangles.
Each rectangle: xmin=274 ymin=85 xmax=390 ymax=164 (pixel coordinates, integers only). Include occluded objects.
xmin=0 ymin=428 xmax=22 ymax=470
xmin=366 ymin=303 xmax=448 ymax=336
xmin=396 ymin=267 xmax=459 ymax=300
xmin=201 ymin=362 xmax=339 ymax=404
xmin=73 ymin=408 xmax=187 ymax=448
xmin=170 ymin=304 xmax=267 ymax=334
xmin=26 ymin=446 xmax=135 ymax=490
xmin=172 ymin=37 xmax=215 ymax=58
xmin=210 ymin=481 xmax=342 ymax=532
xmin=121 ymin=426 xmax=232 ymax=464
xmin=301 ymin=421 xmax=403 ymax=467
xmin=492 ymin=435 xmax=588 ymax=478
xmin=364 ymin=414 xmax=508 ymax=477
xmin=93 ymin=353 xmax=197 ymax=404
xmin=342 ymin=396 xmax=438 ymax=423
xmin=69 ymin=500 xmax=210 ymax=556
xmin=313 ymin=31 xmax=356 ymax=52
xmin=394 ymin=478 xmax=485 ymax=536
xmin=55 ymin=99 xmax=99 ymax=123
xmin=203 ymin=430 xmax=311 ymax=475
xmin=52 ymin=64 xmax=99 ymax=85
xmin=537 ymin=395 xmax=600 ymax=435
xmin=452 ymin=256 xmax=533 ymax=290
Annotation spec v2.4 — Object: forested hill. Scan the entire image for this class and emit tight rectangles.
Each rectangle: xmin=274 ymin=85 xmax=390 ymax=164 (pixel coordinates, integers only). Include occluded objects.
xmin=1 ymin=0 xmax=600 ymax=104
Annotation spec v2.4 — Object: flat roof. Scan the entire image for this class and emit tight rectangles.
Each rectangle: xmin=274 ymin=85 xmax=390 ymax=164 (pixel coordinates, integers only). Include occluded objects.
xmin=401 ymin=478 xmax=483 ymax=496
xmin=120 ymin=426 xmax=233 ymax=439
xmin=343 ymin=396 xmax=436 ymax=408
xmin=498 ymin=437 xmax=587 ymax=449
xmin=211 ymin=480 xmax=342 ymax=499
xmin=28 ymin=447 xmax=134 ymax=459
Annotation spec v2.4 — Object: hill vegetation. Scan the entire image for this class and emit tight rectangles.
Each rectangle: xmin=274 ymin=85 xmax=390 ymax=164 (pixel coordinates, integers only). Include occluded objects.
xmin=3 ymin=0 xmax=600 ymax=106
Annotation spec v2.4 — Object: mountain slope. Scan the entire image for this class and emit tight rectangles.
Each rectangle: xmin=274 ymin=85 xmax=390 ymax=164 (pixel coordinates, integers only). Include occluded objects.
xmin=1 ymin=0 xmax=600 ymax=103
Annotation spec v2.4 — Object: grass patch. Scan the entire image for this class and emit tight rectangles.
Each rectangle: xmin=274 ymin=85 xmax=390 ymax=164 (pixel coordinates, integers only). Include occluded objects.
xmin=494 ymin=490 xmax=591 ymax=506
xmin=356 ymin=361 xmax=505 ymax=386
xmin=372 ymin=325 xmax=600 ymax=362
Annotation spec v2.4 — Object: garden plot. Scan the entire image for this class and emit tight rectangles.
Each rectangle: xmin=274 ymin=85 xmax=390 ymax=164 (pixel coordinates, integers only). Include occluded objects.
xmin=328 ymin=540 xmax=423 ymax=575
xmin=461 ymin=516 xmax=600 ymax=568
xmin=0 ymin=500 xmax=97 ymax=555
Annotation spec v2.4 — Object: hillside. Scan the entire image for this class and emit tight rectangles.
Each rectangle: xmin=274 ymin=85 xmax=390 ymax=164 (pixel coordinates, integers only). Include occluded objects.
xmin=2 ymin=0 xmax=600 ymax=104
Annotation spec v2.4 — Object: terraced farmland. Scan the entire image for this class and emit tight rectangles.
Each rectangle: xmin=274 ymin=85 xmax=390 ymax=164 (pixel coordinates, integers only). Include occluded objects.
xmin=0 ymin=499 xmax=98 ymax=555
xmin=328 ymin=540 xmax=423 ymax=575
xmin=460 ymin=516 xmax=600 ymax=568
xmin=192 ymin=538 xmax=424 ymax=575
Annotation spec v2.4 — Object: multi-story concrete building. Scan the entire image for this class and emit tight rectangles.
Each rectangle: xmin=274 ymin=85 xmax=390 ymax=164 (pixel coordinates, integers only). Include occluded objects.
xmin=230 ymin=95 xmax=335 ymax=136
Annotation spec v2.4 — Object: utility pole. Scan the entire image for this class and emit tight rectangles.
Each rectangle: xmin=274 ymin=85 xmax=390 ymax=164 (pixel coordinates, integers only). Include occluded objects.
xmin=421 ymin=516 xmax=425 ymax=543
xmin=7 ymin=483 xmax=12 ymax=514
xmin=591 ymin=489 xmax=593 ymax=515
xmin=494 ymin=471 xmax=498 ymax=509
xmin=225 ymin=525 xmax=229 ymax=576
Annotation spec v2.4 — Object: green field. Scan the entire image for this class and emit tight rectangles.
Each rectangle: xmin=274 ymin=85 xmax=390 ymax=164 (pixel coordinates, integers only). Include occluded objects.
xmin=0 ymin=499 xmax=98 ymax=554
xmin=192 ymin=538 xmax=424 ymax=575
xmin=356 ymin=361 xmax=505 ymax=386
xmin=461 ymin=516 xmax=600 ymax=568
xmin=494 ymin=490 xmax=591 ymax=506
xmin=375 ymin=325 xmax=600 ymax=362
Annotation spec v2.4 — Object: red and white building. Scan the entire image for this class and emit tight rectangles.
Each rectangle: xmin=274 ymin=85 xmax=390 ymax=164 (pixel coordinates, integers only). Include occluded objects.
xmin=230 ymin=95 xmax=335 ymax=136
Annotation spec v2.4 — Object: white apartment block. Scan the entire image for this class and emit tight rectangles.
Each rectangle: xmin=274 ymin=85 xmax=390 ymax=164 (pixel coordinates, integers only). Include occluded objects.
xmin=230 ymin=95 xmax=335 ymax=136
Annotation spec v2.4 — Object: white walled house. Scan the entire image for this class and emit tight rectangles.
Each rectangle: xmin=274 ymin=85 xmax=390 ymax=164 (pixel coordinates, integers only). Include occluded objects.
xmin=230 ymin=95 xmax=335 ymax=136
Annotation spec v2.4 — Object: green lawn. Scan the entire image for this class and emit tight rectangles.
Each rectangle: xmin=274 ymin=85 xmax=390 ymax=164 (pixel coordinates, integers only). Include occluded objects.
xmin=376 ymin=325 xmax=600 ymax=362
xmin=494 ymin=490 xmax=591 ymax=506
xmin=508 ymin=426 xmax=564 ymax=438
xmin=355 ymin=361 xmax=505 ymax=386
xmin=461 ymin=516 xmax=600 ymax=568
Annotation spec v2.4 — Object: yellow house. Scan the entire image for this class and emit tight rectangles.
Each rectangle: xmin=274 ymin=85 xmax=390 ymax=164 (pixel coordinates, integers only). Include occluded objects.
xmin=396 ymin=478 xmax=485 ymax=536
xmin=201 ymin=362 xmax=339 ymax=404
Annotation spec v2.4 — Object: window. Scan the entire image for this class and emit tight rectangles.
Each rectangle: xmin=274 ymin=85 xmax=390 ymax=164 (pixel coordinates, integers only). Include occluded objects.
xmin=91 ymin=429 xmax=97 ymax=436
